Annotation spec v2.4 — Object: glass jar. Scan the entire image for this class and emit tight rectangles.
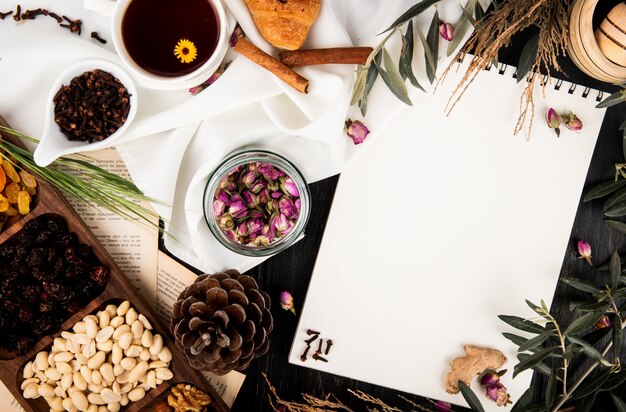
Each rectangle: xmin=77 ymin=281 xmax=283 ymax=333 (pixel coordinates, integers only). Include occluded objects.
xmin=203 ymin=148 xmax=311 ymax=257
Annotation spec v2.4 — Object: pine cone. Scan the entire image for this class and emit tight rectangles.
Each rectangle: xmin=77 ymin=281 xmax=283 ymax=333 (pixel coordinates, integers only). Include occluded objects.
xmin=170 ymin=269 xmax=273 ymax=375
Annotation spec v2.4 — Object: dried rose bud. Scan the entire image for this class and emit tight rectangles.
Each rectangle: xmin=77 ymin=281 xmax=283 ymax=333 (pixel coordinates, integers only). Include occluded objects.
xmin=251 ymin=179 xmax=266 ymax=194
xmin=228 ymin=200 xmax=248 ymax=219
xmin=242 ymin=190 xmax=259 ymax=207
xmin=236 ymin=223 xmax=249 ymax=237
xmin=595 ymin=315 xmax=611 ymax=329
xmin=345 ymin=119 xmax=370 ymax=145
xmin=247 ymin=219 xmax=264 ymax=235
xmin=219 ymin=214 xmax=234 ymax=230
xmin=439 ymin=22 xmax=454 ymax=41
xmin=273 ymin=214 xmax=289 ymax=232
xmin=230 ymin=25 xmax=244 ymax=47
xmin=279 ymin=198 xmax=297 ymax=218
xmin=485 ymin=382 xmax=511 ymax=406
xmin=563 ymin=112 xmax=583 ymax=132
xmin=242 ymin=171 xmax=257 ymax=187
xmin=479 ymin=369 xmax=501 ymax=387
xmin=280 ymin=291 xmax=296 ymax=315
xmin=433 ymin=401 xmax=452 ymax=412
xmin=282 ymin=177 xmax=300 ymax=197
xmin=213 ymin=199 xmax=225 ymax=217
xmin=546 ymin=108 xmax=562 ymax=137
xmin=577 ymin=240 xmax=592 ymax=266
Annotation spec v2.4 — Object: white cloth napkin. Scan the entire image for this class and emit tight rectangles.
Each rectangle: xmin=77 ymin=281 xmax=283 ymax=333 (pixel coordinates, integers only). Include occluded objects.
xmin=0 ymin=0 xmax=480 ymax=273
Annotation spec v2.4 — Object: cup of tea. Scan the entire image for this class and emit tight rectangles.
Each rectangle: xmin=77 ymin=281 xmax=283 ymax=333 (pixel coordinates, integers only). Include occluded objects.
xmin=106 ymin=0 xmax=229 ymax=90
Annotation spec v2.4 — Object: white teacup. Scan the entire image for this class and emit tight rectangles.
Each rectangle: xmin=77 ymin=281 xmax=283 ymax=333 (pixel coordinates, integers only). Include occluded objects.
xmin=87 ymin=0 xmax=230 ymax=90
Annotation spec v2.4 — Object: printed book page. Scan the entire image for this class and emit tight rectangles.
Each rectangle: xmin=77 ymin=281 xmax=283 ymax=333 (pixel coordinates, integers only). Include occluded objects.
xmin=156 ymin=251 xmax=245 ymax=407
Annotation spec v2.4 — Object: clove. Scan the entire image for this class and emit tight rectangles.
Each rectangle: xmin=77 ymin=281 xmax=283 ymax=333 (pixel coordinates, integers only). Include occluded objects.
xmin=0 ymin=11 xmax=12 ymax=20
xmin=306 ymin=329 xmax=320 ymax=336
xmin=315 ymin=338 xmax=323 ymax=355
xmin=13 ymin=5 xmax=20 ymax=21
xmin=325 ymin=339 xmax=333 ymax=355
xmin=90 ymin=31 xmax=107 ymax=44
xmin=304 ymin=334 xmax=319 ymax=345
xmin=312 ymin=353 xmax=328 ymax=362
xmin=300 ymin=345 xmax=310 ymax=362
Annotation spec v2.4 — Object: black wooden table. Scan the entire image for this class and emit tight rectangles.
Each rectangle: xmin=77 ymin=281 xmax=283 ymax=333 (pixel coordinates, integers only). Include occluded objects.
xmin=169 ymin=2 xmax=626 ymax=410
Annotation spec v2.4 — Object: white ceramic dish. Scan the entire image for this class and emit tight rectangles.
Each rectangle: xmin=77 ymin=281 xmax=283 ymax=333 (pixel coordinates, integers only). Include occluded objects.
xmin=34 ymin=59 xmax=138 ymax=166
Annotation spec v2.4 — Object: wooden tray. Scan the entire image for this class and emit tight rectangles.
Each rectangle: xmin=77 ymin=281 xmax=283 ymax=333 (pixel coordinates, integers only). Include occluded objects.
xmin=0 ymin=116 xmax=231 ymax=412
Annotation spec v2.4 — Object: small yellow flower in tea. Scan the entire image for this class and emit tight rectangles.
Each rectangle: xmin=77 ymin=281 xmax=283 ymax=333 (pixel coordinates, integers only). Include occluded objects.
xmin=174 ymin=39 xmax=198 ymax=64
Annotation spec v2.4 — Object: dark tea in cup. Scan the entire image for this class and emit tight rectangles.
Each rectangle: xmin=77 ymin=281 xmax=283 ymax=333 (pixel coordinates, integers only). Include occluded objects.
xmin=121 ymin=0 xmax=220 ymax=77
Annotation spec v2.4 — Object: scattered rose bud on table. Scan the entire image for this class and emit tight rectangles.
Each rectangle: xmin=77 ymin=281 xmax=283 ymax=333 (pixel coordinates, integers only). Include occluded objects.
xmin=434 ymin=400 xmax=453 ymax=412
xmin=345 ymin=119 xmax=370 ymax=145
xmin=546 ymin=108 xmax=562 ymax=137
xmin=577 ymin=240 xmax=592 ymax=266
xmin=563 ymin=111 xmax=583 ymax=131
xmin=280 ymin=291 xmax=296 ymax=315
xmin=485 ymin=382 xmax=512 ymax=406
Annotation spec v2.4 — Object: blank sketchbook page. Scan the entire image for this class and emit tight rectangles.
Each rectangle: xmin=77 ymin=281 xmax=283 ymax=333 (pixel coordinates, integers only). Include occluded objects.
xmin=289 ymin=60 xmax=607 ymax=410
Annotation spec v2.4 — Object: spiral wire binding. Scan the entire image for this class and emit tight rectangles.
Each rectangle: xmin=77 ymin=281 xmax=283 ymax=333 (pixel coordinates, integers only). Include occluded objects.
xmin=454 ymin=54 xmax=605 ymax=101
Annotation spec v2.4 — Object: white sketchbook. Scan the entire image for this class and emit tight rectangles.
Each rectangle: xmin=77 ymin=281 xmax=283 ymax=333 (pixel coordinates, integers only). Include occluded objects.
xmin=289 ymin=59 xmax=607 ymax=411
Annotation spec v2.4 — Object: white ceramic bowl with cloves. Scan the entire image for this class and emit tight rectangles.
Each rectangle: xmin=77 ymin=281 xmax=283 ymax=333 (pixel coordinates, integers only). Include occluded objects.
xmin=34 ymin=59 xmax=138 ymax=166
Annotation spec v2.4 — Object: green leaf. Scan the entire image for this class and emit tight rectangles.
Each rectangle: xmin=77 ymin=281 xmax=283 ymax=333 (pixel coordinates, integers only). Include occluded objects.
xmin=416 ymin=22 xmax=436 ymax=83
xmin=381 ymin=0 xmax=442 ymax=33
xmin=398 ymin=20 xmax=424 ymax=91
xmin=545 ymin=368 xmax=557 ymax=408
xmin=425 ymin=9 xmax=439 ymax=84
xmin=601 ymin=369 xmax=626 ymax=391
xmin=573 ymin=369 xmax=612 ymax=400
xmin=375 ymin=48 xmax=412 ymax=106
xmin=612 ymin=393 xmax=626 ymax=412
xmin=584 ymin=179 xmax=626 ymax=202
xmin=515 ymin=353 xmax=552 ymax=377
xmin=516 ymin=34 xmax=539 ymax=83
xmin=604 ymin=200 xmax=626 ymax=217
xmin=611 ymin=314 xmax=622 ymax=362
xmin=499 ymin=315 xmax=545 ymax=334
xmin=567 ymin=336 xmax=613 ymax=367
xmin=518 ymin=329 xmax=553 ymax=352
xmin=503 ymin=332 xmax=531 ymax=348
xmin=610 ymin=251 xmax=621 ymax=290
xmin=604 ymin=187 xmax=626 ymax=211
xmin=525 ymin=299 xmax=543 ymax=315
xmin=560 ymin=277 xmax=601 ymax=295
xmin=606 ymin=219 xmax=626 ymax=235
xmin=510 ymin=387 xmax=533 ymax=412
xmin=572 ymin=300 xmax=609 ymax=312
xmin=513 ymin=347 xmax=556 ymax=378
xmin=458 ymin=381 xmax=485 ymax=412
xmin=359 ymin=53 xmax=381 ymax=115
xmin=582 ymin=326 xmax=612 ymax=346
xmin=350 ymin=69 xmax=367 ymax=106
xmin=575 ymin=393 xmax=598 ymax=412
xmin=447 ymin=0 xmax=477 ymax=56
xmin=474 ymin=0 xmax=485 ymax=22
xmin=596 ymin=88 xmax=626 ymax=108
xmin=564 ymin=309 xmax=609 ymax=337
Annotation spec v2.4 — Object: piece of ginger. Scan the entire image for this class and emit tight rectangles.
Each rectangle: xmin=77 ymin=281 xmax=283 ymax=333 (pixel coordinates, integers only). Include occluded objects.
xmin=445 ymin=345 xmax=507 ymax=394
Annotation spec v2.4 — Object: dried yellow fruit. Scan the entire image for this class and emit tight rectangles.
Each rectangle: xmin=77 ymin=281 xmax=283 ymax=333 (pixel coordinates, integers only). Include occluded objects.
xmin=5 ymin=182 xmax=20 ymax=204
xmin=2 ymin=162 xmax=20 ymax=183
xmin=3 ymin=207 xmax=18 ymax=217
xmin=18 ymin=171 xmax=37 ymax=189
xmin=0 ymin=195 xmax=9 ymax=213
xmin=17 ymin=191 xmax=30 ymax=215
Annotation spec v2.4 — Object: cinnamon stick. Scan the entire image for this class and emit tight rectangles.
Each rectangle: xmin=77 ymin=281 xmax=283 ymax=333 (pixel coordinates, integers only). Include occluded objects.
xmin=233 ymin=37 xmax=309 ymax=94
xmin=279 ymin=47 xmax=373 ymax=67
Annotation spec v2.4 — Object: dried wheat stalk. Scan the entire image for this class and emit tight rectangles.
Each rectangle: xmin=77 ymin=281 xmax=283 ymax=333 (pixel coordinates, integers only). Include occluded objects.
xmin=442 ymin=0 xmax=571 ymax=139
